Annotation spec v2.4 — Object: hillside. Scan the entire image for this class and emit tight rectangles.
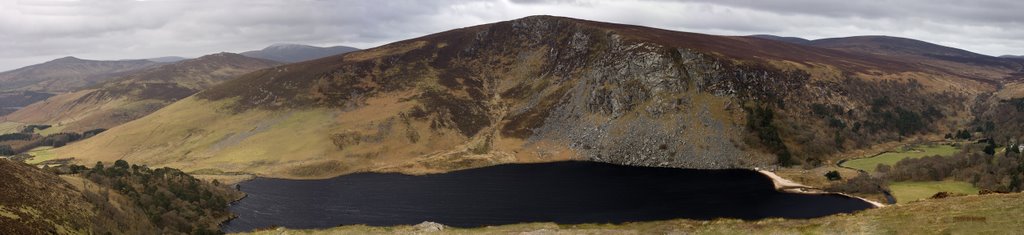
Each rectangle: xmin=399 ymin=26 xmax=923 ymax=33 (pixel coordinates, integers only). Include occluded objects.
xmin=0 ymin=57 xmax=160 ymax=93
xmin=46 ymin=15 xmax=1018 ymax=178
xmin=808 ymin=36 xmax=1024 ymax=82
xmin=241 ymin=43 xmax=359 ymax=63
xmin=147 ymin=56 xmax=189 ymax=63
xmin=0 ymin=91 xmax=54 ymax=116
xmin=3 ymin=53 xmax=279 ymax=132
xmin=0 ymin=159 xmax=156 ymax=234
xmin=748 ymin=34 xmax=811 ymax=45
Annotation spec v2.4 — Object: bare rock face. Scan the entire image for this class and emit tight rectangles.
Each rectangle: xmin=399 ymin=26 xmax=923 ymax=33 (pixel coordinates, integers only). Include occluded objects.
xmin=495 ymin=19 xmax=804 ymax=169
xmin=414 ymin=221 xmax=446 ymax=232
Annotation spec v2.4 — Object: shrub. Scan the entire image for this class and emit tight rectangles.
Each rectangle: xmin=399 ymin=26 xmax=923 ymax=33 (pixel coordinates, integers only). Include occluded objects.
xmin=75 ymin=161 xmax=240 ymax=234
xmin=826 ymin=173 xmax=888 ymax=195
xmin=825 ymin=171 xmax=842 ymax=181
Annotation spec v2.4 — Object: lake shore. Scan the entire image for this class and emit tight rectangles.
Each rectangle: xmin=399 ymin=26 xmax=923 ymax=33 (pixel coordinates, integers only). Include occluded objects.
xmin=757 ymin=169 xmax=887 ymax=208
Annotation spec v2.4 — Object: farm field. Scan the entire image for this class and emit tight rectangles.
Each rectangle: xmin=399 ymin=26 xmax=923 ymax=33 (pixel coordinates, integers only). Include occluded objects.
xmin=889 ymin=180 xmax=979 ymax=204
xmin=842 ymin=144 xmax=960 ymax=173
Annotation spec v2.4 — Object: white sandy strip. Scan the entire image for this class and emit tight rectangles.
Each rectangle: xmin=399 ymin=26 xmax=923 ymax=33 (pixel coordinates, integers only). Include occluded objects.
xmin=757 ymin=170 xmax=886 ymax=208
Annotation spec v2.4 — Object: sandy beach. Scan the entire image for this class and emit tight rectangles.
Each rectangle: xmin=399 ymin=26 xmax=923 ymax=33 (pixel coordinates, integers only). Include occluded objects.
xmin=758 ymin=169 xmax=887 ymax=208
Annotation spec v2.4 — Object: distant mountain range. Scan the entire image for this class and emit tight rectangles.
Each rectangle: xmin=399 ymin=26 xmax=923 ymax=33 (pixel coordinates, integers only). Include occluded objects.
xmin=240 ymin=43 xmax=359 ymax=63
xmin=1002 ymin=55 xmax=1024 ymax=59
xmin=0 ymin=57 xmax=159 ymax=93
xmin=747 ymin=34 xmax=812 ymax=45
xmin=750 ymin=34 xmax=1022 ymax=82
xmin=3 ymin=53 xmax=279 ymax=132
xmin=147 ymin=56 xmax=189 ymax=63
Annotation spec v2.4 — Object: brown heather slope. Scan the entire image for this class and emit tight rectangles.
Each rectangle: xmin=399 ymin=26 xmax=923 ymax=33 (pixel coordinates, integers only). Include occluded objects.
xmin=0 ymin=159 xmax=156 ymax=234
xmin=0 ymin=57 xmax=160 ymax=93
xmin=809 ymin=36 xmax=1024 ymax=83
xmin=3 ymin=53 xmax=280 ymax=132
xmin=49 ymin=15 xmax=1017 ymax=178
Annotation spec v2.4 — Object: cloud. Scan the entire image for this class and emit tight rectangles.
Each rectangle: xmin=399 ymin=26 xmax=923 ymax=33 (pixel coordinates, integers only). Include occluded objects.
xmin=0 ymin=0 xmax=1021 ymax=71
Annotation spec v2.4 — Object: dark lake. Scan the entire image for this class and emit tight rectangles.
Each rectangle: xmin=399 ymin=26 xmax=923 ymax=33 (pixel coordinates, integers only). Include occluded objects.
xmin=221 ymin=161 xmax=873 ymax=232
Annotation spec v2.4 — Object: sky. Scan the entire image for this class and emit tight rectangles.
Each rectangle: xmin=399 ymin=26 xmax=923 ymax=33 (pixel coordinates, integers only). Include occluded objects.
xmin=1 ymin=0 xmax=1022 ymax=71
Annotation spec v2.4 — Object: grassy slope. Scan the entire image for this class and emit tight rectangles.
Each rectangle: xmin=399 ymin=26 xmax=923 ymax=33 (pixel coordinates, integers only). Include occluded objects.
xmin=238 ymin=192 xmax=1024 ymax=235
xmin=47 ymin=94 xmax=525 ymax=178
xmin=0 ymin=121 xmax=24 ymax=134
xmin=890 ymin=180 xmax=979 ymax=204
xmin=842 ymin=144 xmax=959 ymax=173
xmin=24 ymin=147 xmax=55 ymax=164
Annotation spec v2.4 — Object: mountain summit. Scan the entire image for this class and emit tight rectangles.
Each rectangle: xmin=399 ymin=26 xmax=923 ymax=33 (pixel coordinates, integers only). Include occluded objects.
xmin=241 ymin=43 xmax=359 ymax=63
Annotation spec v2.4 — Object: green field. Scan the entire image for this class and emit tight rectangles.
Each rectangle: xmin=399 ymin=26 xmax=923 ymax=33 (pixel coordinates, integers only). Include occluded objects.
xmin=842 ymin=144 xmax=960 ymax=173
xmin=24 ymin=146 xmax=56 ymax=164
xmin=890 ymin=180 xmax=979 ymax=204
xmin=34 ymin=124 xmax=66 ymax=136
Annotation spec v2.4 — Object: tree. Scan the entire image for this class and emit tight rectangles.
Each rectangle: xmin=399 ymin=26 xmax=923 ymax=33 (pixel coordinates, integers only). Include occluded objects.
xmin=875 ymin=164 xmax=892 ymax=173
xmin=92 ymin=161 xmax=105 ymax=174
xmin=0 ymin=145 xmax=13 ymax=156
xmin=114 ymin=160 xmax=130 ymax=169
xmin=825 ymin=171 xmax=842 ymax=181
xmin=956 ymin=130 xmax=972 ymax=139
xmin=984 ymin=139 xmax=997 ymax=155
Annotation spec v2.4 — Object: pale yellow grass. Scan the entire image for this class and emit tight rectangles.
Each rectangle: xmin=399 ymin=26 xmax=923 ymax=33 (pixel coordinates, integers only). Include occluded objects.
xmin=53 ymin=92 xmax=517 ymax=179
xmin=0 ymin=121 xmax=25 ymax=134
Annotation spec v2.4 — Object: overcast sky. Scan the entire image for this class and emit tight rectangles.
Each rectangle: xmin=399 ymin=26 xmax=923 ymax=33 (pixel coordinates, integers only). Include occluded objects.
xmin=1 ymin=0 xmax=1022 ymax=71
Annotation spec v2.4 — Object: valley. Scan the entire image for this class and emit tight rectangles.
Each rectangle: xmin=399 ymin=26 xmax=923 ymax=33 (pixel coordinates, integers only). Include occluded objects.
xmin=0 ymin=9 xmax=1023 ymax=235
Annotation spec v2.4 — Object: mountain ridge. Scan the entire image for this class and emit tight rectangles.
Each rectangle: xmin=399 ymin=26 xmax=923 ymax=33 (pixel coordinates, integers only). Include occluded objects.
xmin=48 ymin=15 xmax=1016 ymax=179
xmin=0 ymin=57 xmax=160 ymax=93
xmin=241 ymin=43 xmax=359 ymax=63
xmin=3 ymin=53 xmax=279 ymax=132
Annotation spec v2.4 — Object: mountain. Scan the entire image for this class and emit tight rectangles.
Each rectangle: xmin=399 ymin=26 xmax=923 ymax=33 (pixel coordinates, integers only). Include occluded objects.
xmin=241 ymin=43 xmax=359 ymax=63
xmin=49 ymin=16 xmax=1019 ymax=179
xmin=807 ymin=36 xmax=1024 ymax=82
xmin=3 ymin=53 xmax=279 ymax=132
xmin=748 ymin=34 xmax=811 ymax=45
xmin=147 ymin=56 xmax=189 ymax=63
xmin=1001 ymin=55 xmax=1024 ymax=59
xmin=0 ymin=57 xmax=160 ymax=93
